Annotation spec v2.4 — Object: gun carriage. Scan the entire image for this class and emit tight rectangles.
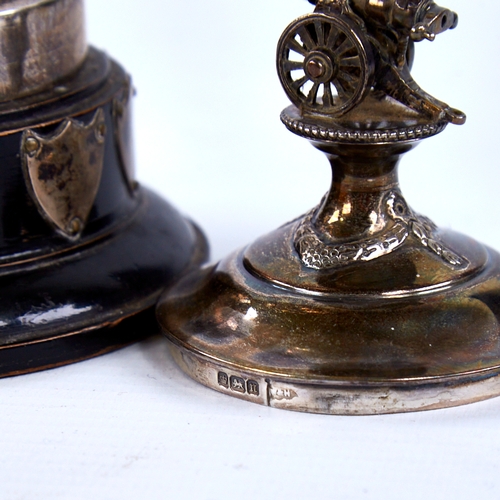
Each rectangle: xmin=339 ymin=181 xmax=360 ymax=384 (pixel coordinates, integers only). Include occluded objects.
xmin=278 ymin=0 xmax=464 ymax=124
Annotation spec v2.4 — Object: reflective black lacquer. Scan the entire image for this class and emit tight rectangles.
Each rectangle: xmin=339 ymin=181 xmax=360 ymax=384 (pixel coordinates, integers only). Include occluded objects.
xmin=0 ymin=0 xmax=207 ymax=376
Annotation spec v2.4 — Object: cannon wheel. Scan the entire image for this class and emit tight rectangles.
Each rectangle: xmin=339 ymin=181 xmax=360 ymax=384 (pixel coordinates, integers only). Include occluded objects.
xmin=277 ymin=14 xmax=374 ymax=116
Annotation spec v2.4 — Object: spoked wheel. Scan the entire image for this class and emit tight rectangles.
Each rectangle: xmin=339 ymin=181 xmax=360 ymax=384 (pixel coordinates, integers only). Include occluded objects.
xmin=277 ymin=14 xmax=374 ymax=116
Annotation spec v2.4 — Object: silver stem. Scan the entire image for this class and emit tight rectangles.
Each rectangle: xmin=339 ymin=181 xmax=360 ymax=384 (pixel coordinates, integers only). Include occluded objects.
xmin=0 ymin=0 xmax=87 ymax=101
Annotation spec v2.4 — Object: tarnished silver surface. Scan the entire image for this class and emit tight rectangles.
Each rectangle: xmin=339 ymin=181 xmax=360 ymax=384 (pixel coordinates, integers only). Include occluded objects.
xmin=21 ymin=108 xmax=106 ymax=239
xmin=0 ymin=0 xmax=86 ymax=101
xmin=158 ymin=0 xmax=500 ymax=416
xmin=170 ymin=344 xmax=500 ymax=415
xmin=159 ymin=242 xmax=500 ymax=415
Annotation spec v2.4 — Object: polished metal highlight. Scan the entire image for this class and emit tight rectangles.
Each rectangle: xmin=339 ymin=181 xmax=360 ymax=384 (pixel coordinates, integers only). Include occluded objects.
xmin=294 ymin=190 xmax=466 ymax=270
xmin=158 ymin=0 xmax=500 ymax=415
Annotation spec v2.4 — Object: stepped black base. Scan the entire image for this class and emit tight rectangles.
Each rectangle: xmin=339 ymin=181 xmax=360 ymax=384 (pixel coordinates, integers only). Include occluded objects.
xmin=0 ymin=189 xmax=208 ymax=377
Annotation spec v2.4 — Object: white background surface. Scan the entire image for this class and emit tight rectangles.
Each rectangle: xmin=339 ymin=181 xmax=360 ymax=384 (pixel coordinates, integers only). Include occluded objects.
xmin=2 ymin=1 xmax=500 ymax=499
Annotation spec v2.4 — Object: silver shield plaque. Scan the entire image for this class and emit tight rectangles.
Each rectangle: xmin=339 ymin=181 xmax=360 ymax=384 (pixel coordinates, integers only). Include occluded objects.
xmin=22 ymin=108 xmax=106 ymax=239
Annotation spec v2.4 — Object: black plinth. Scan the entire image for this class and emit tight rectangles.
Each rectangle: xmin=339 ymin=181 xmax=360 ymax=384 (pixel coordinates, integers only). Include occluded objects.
xmin=0 ymin=49 xmax=208 ymax=377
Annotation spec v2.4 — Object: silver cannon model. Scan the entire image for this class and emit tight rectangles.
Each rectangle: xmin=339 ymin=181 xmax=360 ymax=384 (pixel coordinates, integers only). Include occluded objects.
xmin=279 ymin=0 xmax=465 ymax=124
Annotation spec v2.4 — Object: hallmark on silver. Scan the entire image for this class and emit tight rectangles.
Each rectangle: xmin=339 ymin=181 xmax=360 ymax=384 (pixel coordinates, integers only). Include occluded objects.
xmin=217 ymin=371 xmax=260 ymax=396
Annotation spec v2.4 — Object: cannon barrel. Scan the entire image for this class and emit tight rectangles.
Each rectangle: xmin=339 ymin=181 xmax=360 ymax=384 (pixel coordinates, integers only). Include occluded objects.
xmin=348 ymin=0 xmax=458 ymax=40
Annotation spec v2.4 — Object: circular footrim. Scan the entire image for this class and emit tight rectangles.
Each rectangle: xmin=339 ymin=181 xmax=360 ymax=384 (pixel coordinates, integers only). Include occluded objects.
xmin=169 ymin=343 xmax=500 ymax=415
xmin=159 ymin=245 xmax=500 ymax=415
xmin=0 ymin=307 xmax=158 ymax=378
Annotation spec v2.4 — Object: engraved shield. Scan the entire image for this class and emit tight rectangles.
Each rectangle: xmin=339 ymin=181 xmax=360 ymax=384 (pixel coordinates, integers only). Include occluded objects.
xmin=22 ymin=109 xmax=106 ymax=239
